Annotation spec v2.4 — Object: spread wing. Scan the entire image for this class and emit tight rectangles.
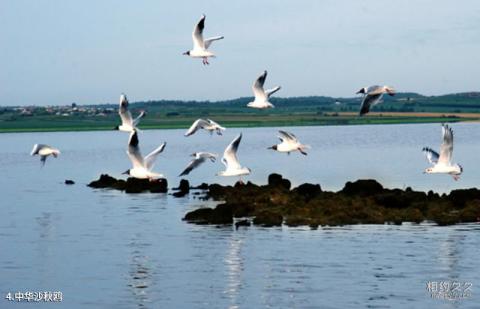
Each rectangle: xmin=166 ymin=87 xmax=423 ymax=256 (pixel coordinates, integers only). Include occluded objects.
xmin=422 ymin=147 xmax=439 ymax=165
xmin=132 ymin=110 xmax=146 ymax=126
xmin=253 ymin=71 xmax=267 ymax=101
xmin=31 ymin=144 xmax=48 ymax=155
xmin=179 ymin=157 xmax=206 ymax=176
xmin=278 ymin=130 xmax=297 ymax=142
xmin=204 ymin=36 xmax=224 ymax=49
xmin=192 ymin=14 xmax=206 ymax=49
xmin=359 ymin=93 xmax=382 ymax=116
xmin=185 ymin=119 xmax=210 ymax=136
xmin=265 ymin=86 xmax=281 ymax=98
xmin=119 ymin=94 xmax=133 ymax=126
xmin=127 ymin=131 xmax=144 ymax=169
xmin=144 ymin=142 xmax=166 ymax=170
xmin=222 ymin=134 xmax=242 ymax=170
xmin=438 ymin=124 xmax=454 ymax=164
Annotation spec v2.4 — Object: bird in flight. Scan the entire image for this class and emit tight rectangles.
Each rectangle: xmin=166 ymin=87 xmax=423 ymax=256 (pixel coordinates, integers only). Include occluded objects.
xmin=422 ymin=124 xmax=463 ymax=181
xmin=183 ymin=14 xmax=224 ymax=65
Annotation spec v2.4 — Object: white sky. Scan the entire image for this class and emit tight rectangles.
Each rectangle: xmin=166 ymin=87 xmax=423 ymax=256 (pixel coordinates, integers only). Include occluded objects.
xmin=1 ymin=0 xmax=479 ymax=106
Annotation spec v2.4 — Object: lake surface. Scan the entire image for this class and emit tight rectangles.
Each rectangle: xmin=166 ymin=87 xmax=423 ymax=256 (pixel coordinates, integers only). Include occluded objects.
xmin=1 ymin=123 xmax=479 ymax=308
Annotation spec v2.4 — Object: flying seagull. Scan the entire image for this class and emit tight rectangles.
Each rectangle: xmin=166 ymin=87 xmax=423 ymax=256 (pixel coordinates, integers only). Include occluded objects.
xmin=217 ymin=134 xmax=251 ymax=181
xmin=115 ymin=93 xmax=145 ymax=132
xmin=179 ymin=152 xmax=217 ymax=176
xmin=356 ymin=85 xmax=395 ymax=116
xmin=268 ymin=130 xmax=310 ymax=155
xmin=30 ymin=144 xmax=60 ymax=166
xmin=422 ymin=124 xmax=463 ymax=181
xmin=247 ymin=70 xmax=281 ymax=109
xmin=184 ymin=119 xmax=225 ymax=136
xmin=123 ymin=130 xmax=166 ymax=179
xmin=183 ymin=14 xmax=224 ymax=65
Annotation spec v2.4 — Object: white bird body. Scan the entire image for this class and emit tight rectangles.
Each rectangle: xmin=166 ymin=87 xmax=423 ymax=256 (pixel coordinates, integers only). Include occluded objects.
xmin=184 ymin=15 xmax=224 ymax=65
xmin=30 ymin=144 xmax=60 ymax=165
xmin=247 ymin=71 xmax=281 ymax=109
xmin=423 ymin=124 xmax=463 ymax=180
xmin=117 ymin=94 xmax=145 ymax=132
xmin=185 ymin=119 xmax=225 ymax=136
xmin=179 ymin=152 xmax=217 ymax=176
xmin=218 ymin=134 xmax=251 ymax=178
xmin=356 ymin=85 xmax=395 ymax=116
xmin=269 ymin=131 xmax=309 ymax=155
xmin=124 ymin=131 xmax=166 ymax=179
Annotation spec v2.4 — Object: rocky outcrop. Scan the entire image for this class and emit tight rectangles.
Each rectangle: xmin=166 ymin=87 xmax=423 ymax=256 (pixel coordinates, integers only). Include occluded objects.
xmin=88 ymin=174 xmax=168 ymax=193
xmin=183 ymin=174 xmax=480 ymax=227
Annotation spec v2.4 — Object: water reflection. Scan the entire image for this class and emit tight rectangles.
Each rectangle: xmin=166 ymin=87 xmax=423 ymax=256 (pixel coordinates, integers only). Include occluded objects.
xmin=128 ymin=234 xmax=152 ymax=309
xmin=223 ymin=231 xmax=245 ymax=309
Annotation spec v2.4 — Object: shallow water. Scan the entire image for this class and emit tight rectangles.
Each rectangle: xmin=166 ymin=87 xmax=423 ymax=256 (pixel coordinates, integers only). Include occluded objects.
xmin=1 ymin=123 xmax=479 ymax=308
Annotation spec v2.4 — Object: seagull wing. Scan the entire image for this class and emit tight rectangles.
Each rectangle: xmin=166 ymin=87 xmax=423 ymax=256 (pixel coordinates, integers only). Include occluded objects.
xmin=278 ymin=130 xmax=297 ymax=142
xmin=127 ymin=131 xmax=144 ymax=169
xmin=192 ymin=14 xmax=206 ymax=50
xmin=119 ymin=96 xmax=133 ymax=126
xmin=253 ymin=71 xmax=267 ymax=100
xmin=422 ymin=147 xmax=439 ymax=165
xmin=185 ymin=119 xmax=209 ymax=136
xmin=144 ymin=142 xmax=166 ymax=170
xmin=132 ymin=110 xmax=146 ymax=126
xmin=223 ymin=134 xmax=243 ymax=170
xmin=204 ymin=36 xmax=224 ymax=49
xmin=359 ymin=93 xmax=382 ymax=116
xmin=265 ymin=86 xmax=281 ymax=98
xmin=438 ymin=124 xmax=454 ymax=164
xmin=179 ymin=157 xmax=206 ymax=176
xmin=31 ymin=144 xmax=47 ymax=155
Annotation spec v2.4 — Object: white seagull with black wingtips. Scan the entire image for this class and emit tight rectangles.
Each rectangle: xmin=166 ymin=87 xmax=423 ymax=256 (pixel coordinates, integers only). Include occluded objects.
xmin=179 ymin=152 xmax=217 ymax=176
xmin=183 ymin=14 xmax=224 ymax=65
xmin=217 ymin=134 xmax=251 ymax=181
xmin=422 ymin=124 xmax=463 ymax=181
xmin=356 ymin=85 xmax=395 ymax=116
xmin=268 ymin=130 xmax=310 ymax=155
xmin=115 ymin=93 xmax=145 ymax=132
xmin=184 ymin=119 xmax=225 ymax=136
xmin=123 ymin=130 xmax=166 ymax=179
xmin=247 ymin=70 xmax=281 ymax=109
xmin=30 ymin=144 xmax=60 ymax=166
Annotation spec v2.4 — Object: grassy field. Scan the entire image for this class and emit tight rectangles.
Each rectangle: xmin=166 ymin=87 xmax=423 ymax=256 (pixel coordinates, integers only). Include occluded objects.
xmin=1 ymin=93 xmax=479 ymax=132
xmin=1 ymin=111 xmax=479 ymax=133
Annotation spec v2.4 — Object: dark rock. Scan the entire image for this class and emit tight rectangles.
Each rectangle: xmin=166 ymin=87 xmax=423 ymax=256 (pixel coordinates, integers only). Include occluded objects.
xmin=253 ymin=210 xmax=283 ymax=227
xmin=341 ymin=179 xmax=384 ymax=196
xmin=88 ymin=174 xmax=167 ymax=193
xmin=448 ymin=188 xmax=480 ymax=208
xmin=183 ymin=204 xmax=233 ymax=225
xmin=235 ymin=219 xmax=251 ymax=229
xmin=88 ymin=174 xmax=117 ymax=188
xmin=192 ymin=183 xmax=209 ymax=190
xmin=292 ymin=183 xmax=322 ymax=201
xmin=174 ymin=179 xmax=190 ymax=192
xmin=65 ymin=180 xmax=75 ymax=185
xmin=267 ymin=173 xmax=291 ymax=190
xmin=148 ymin=178 xmax=168 ymax=193
xmin=173 ymin=179 xmax=190 ymax=198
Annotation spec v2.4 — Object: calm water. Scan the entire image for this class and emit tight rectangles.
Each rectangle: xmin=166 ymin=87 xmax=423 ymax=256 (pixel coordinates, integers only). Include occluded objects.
xmin=1 ymin=123 xmax=479 ymax=308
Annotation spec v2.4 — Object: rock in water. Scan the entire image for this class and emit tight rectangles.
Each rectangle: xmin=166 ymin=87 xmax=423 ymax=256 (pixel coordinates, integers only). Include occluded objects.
xmin=88 ymin=174 xmax=117 ymax=188
xmin=65 ymin=180 xmax=75 ymax=185
xmin=173 ymin=179 xmax=190 ymax=198
xmin=88 ymin=174 xmax=167 ymax=193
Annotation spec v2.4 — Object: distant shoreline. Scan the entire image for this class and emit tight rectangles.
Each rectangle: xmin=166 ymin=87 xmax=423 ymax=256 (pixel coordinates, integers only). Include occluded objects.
xmin=1 ymin=112 xmax=479 ymax=133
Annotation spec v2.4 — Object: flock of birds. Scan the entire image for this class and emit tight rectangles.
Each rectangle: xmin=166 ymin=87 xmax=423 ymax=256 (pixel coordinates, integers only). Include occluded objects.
xmin=30 ymin=14 xmax=464 ymax=182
